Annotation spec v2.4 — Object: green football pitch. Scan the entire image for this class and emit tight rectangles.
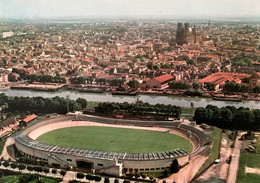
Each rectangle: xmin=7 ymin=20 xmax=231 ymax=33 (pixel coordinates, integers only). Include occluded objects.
xmin=36 ymin=126 xmax=193 ymax=153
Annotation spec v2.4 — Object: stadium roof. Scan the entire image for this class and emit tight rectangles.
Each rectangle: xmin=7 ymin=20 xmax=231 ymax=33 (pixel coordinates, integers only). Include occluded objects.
xmin=15 ymin=135 xmax=188 ymax=161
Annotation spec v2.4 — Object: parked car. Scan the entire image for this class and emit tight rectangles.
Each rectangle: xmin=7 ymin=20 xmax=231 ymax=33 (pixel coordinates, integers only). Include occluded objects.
xmin=214 ymin=159 xmax=221 ymax=164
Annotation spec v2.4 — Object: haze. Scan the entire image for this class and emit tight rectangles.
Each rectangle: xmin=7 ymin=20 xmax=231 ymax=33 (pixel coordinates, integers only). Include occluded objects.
xmin=0 ymin=0 xmax=260 ymax=19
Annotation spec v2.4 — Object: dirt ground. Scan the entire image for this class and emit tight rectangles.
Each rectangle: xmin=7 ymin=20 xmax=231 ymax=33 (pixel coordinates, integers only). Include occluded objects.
xmin=245 ymin=166 xmax=260 ymax=175
xmin=0 ymin=137 xmax=15 ymax=161
xmin=226 ymin=132 xmax=244 ymax=183
xmin=195 ymin=139 xmax=232 ymax=183
xmin=161 ymin=155 xmax=208 ymax=183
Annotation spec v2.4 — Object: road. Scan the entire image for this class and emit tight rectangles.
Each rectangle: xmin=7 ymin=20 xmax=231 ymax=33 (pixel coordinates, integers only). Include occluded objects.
xmin=226 ymin=132 xmax=243 ymax=183
xmin=195 ymin=137 xmax=232 ymax=182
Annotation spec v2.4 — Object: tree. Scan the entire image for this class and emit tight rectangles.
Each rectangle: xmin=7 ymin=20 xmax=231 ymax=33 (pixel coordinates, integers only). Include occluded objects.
xmin=163 ymin=169 xmax=170 ymax=178
xmin=149 ymin=175 xmax=154 ymax=180
xmin=161 ymin=63 xmax=175 ymax=69
xmin=76 ymin=172 xmax=84 ymax=179
xmin=141 ymin=174 xmax=147 ymax=179
xmin=33 ymin=166 xmax=43 ymax=173
xmin=70 ymin=77 xmax=86 ymax=84
xmin=104 ymin=177 xmax=110 ymax=183
xmin=169 ymin=81 xmax=190 ymax=90
xmin=3 ymin=161 xmax=9 ymax=169
xmin=128 ymin=80 xmax=139 ymax=89
xmin=43 ymin=167 xmax=50 ymax=175
xmin=52 ymin=168 xmax=57 ymax=177
xmin=170 ymin=159 xmax=180 ymax=173
xmin=114 ymin=178 xmax=119 ymax=183
xmin=10 ymin=163 xmax=18 ymax=169
xmin=18 ymin=164 xmax=26 ymax=172
xmin=233 ymin=109 xmax=255 ymax=129
xmin=134 ymin=172 xmax=140 ymax=178
xmin=60 ymin=170 xmax=67 ymax=177
xmin=123 ymin=180 xmax=130 ymax=183
xmin=86 ymin=174 xmax=94 ymax=180
xmin=204 ymin=82 xmax=215 ymax=91
xmin=0 ymin=170 xmax=3 ymax=178
xmin=187 ymin=59 xmax=195 ymax=65
xmin=153 ymin=64 xmax=159 ymax=70
xmin=232 ymin=55 xmax=252 ymax=67
xmin=76 ymin=98 xmax=87 ymax=109
xmin=224 ymin=82 xmax=250 ymax=93
xmin=253 ymin=109 xmax=260 ymax=128
xmin=27 ymin=165 xmax=33 ymax=173
xmin=220 ymin=108 xmax=233 ymax=128
xmin=211 ymin=107 xmax=221 ymax=126
xmin=147 ymin=62 xmax=153 ymax=69
xmin=194 ymin=107 xmax=212 ymax=124
xmin=129 ymin=171 xmax=134 ymax=178
xmin=94 ymin=175 xmax=102 ymax=182
xmin=192 ymin=83 xmax=200 ymax=90
xmin=253 ymin=86 xmax=260 ymax=93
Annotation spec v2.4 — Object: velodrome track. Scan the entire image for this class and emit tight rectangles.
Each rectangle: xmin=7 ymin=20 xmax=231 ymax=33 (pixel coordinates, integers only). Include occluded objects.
xmin=16 ymin=120 xmax=192 ymax=161
xmin=16 ymin=115 xmax=210 ymax=160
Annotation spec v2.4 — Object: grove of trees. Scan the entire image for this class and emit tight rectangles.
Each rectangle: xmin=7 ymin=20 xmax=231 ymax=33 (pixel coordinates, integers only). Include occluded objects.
xmin=0 ymin=94 xmax=87 ymax=115
xmin=169 ymin=81 xmax=190 ymax=90
xmin=70 ymin=77 xmax=86 ymax=84
xmin=194 ymin=105 xmax=260 ymax=130
xmin=232 ymin=55 xmax=252 ymax=67
xmin=27 ymin=74 xmax=66 ymax=83
xmin=224 ymin=82 xmax=250 ymax=93
xmin=96 ymin=101 xmax=181 ymax=119
xmin=253 ymin=86 xmax=260 ymax=93
xmin=127 ymin=80 xmax=139 ymax=89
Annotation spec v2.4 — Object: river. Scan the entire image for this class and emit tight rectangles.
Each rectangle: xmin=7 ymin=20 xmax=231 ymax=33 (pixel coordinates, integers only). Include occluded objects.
xmin=0 ymin=89 xmax=259 ymax=109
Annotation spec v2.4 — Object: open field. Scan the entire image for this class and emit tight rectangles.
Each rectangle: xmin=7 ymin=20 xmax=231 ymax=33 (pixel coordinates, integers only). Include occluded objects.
xmin=237 ymin=152 xmax=260 ymax=183
xmin=36 ymin=126 xmax=193 ymax=153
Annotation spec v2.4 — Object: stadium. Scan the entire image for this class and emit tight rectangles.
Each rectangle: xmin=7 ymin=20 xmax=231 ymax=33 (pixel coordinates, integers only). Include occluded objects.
xmin=14 ymin=115 xmax=209 ymax=177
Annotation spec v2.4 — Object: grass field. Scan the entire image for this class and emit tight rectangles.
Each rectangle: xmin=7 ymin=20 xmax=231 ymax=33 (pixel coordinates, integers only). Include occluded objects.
xmin=0 ymin=175 xmax=61 ymax=183
xmin=36 ymin=126 xmax=193 ymax=153
xmin=0 ymin=139 xmax=7 ymax=155
xmin=237 ymin=152 xmax=260 ymax=183
xmin=256 ymin=136 xmax=260 ymax=154
xmin=194 ymin=127 xmax=222 ymax=178
xmin=87 ymin=101 xmax=99 ymax=107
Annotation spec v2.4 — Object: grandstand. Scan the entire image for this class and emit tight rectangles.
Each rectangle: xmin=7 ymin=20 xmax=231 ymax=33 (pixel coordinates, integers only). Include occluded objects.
xmin=14 ymin=115 xmax=208 ymax=176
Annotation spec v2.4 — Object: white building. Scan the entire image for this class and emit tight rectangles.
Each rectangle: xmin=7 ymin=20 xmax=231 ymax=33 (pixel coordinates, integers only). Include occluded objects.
xmin=1 ymin=31 xmax=13 ymax=38
xmin=0 ymin=74 xmax=8 ymax=83
xmin=52 ymin=35 xmax=62 ymax=42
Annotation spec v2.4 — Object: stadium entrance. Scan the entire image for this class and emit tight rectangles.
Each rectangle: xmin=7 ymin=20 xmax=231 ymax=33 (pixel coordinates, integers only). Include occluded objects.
xmin=76 ymin=160 xmax=93 ymax=172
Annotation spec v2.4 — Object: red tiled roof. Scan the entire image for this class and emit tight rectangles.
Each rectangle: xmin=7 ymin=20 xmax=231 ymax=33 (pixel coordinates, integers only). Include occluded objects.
xmin=154 ymin=74 xmax=174 ymax=83
xmin=198 ymin=72 xmax=249 ymax=85
xmin=23 ymin=114 xmax=37 ymax=123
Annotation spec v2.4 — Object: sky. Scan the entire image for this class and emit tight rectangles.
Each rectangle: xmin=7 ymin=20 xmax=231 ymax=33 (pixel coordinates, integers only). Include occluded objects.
xmin=0 ymin=0 xmax=259 ymax=19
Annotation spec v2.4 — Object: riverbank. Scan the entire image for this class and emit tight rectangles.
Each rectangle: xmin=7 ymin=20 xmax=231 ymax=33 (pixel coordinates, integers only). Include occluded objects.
xmin=0 ymin=88 xmax=259 ymax=109
xmin=2 ymin=82 xmax=260 ymax=102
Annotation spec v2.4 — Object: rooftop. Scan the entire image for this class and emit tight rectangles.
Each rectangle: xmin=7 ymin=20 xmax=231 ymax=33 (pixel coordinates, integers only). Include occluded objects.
xmin=23 ymin=114 xmax=37 ymax=123
xmin=154 ymin=74 xmax=174 ymax=83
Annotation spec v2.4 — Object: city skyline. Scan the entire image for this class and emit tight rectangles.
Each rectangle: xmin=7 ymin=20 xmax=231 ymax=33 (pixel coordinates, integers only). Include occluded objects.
xmin=0 ymin=0 xmax=260 ymax=19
